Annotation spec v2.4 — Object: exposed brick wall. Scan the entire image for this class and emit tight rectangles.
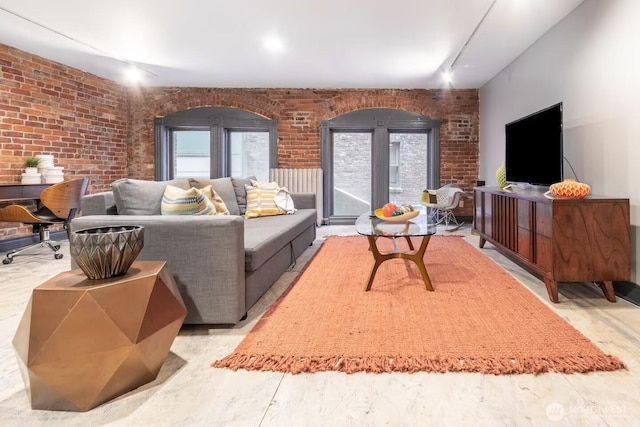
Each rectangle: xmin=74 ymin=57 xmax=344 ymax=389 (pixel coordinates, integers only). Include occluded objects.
xmin=128 ymin=88 xmax=479 ymax=215
xmin=1 ymin=43 xmax=479 ymax=244
xmin=0 ymin=44 xmax=128 ymax=241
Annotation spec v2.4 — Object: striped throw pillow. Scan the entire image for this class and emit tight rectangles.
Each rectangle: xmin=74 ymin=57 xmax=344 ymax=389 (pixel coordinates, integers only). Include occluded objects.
xmin=244 ymin=185 xmax=285 ymax=219
xmin=161 ymin=185 xmax=215 ymax=215
xmin=199 ymin=185 xmax=229 ymax=215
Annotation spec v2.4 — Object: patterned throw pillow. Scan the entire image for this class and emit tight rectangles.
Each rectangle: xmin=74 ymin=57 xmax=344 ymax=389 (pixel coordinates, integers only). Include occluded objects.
xmin=244 ymin=185 xmax=285 ymax=219
xmin=190 ymin=177 xmax=239 ymax=215
xmin=249 ymin=179 xmax=281 ymax=190
xmin=435 ymin=186 xmax=451 ymax=206
xmin=199 ymin=185 xmax=229 ymax=215
xmin=161 ymin=185 xmax=216 ymax=215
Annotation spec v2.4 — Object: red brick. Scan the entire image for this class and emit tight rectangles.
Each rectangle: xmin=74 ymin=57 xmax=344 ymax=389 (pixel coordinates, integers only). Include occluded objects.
xmin=2 ymin=43 xmax=479 ymax=242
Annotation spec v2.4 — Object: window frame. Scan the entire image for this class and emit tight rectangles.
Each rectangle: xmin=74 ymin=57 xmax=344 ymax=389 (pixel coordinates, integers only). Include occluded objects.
xmin=321 ymin=108 xmax=440 ymax=225
xmin=389 ymin=140 xmax=400 ymax=189
xmin=154 ymin=107 xmax=277 ymax=180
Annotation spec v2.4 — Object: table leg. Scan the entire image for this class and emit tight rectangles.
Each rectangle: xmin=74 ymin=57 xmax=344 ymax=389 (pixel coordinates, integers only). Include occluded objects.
xmin=403 ymin=236 xmax=414 ymax=251
xmin=411 ymin=235 xmax=433 ymax=291
xmin=364 ymin=235 xmax=433 ymax=291
xmin=365 ymin=236 xmax=384 ymax=291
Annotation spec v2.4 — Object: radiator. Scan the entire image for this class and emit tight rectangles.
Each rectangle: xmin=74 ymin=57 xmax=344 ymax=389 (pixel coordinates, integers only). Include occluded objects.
xmin=269 ymin=168 xmax=323 ymax=226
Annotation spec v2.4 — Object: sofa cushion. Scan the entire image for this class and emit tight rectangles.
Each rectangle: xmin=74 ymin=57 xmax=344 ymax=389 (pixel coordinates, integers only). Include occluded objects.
xmin=161 ymin=185 xmax=216 ymax=215
xmin=231 ymin=176 xmax=256 ymax=215
xmin=190 ymin=177 xmax=239 ymax=215
xmin=111 ymin=178 xmax=190 ymax=215
xmin=243 ymin=209 xmax=316 ymax=272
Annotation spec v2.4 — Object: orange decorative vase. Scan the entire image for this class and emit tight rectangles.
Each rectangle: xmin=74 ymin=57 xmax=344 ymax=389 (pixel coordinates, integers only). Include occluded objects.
xmin=549 ymin=179 xmax=591 ymax=199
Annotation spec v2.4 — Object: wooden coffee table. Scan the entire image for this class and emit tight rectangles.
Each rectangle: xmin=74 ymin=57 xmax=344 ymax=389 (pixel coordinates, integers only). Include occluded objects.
xmin=355 ymin=211 xmax=437 ymax=291
xmin=12 ymin=261 xmax=187 ymax=411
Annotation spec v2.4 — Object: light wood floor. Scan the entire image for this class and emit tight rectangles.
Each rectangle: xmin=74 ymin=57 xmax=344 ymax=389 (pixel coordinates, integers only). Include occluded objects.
xmin=1 ymin=225 xmax=639 ymax=426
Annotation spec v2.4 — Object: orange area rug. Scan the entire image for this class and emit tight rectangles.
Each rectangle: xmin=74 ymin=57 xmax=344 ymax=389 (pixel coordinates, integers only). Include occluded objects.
xmin=213 ymin=235 xmax=626 ymax=375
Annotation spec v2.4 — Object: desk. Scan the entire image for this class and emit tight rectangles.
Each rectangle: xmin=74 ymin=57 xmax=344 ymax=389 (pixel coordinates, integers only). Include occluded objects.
xmin=0 ymin=183 xmax=50 ymax=203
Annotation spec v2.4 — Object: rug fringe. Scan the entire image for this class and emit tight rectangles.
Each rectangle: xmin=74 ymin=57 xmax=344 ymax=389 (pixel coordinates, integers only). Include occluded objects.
xmin=212 ymin=354 xmax=626 ymax=375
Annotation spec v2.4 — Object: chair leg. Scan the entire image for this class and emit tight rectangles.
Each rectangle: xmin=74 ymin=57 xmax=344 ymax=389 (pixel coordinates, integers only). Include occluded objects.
xmin=442 ymin=210 xmax=464 ymax=232
xmin=426 ymin=208 xmax=444 ymax=225
xmin=2 ymin=227 xmax=63 ymax=265
xmin=425 ymin=208 xmax=438 ymax=224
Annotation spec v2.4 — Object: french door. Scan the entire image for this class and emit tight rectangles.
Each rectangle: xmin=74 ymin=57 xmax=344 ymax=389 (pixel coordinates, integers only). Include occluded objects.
xmin=330 ymin=131 xmax=430 ymax=218
xmin=332 ymin=132 xmax=373 ymax=216
xmin=321 ymin=109 xmax=440 ymax=225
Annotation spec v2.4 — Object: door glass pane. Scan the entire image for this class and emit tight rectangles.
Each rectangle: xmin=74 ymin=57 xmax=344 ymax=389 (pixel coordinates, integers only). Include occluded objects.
xmin=389 ymin=133 xmax=428 ymax=206
xmin=333 ymin=132 xmax=372 ymax=216
xmin=173 ymin=130 xmax=210 ymax=178
xmin=229 ymin=131 xmax=270 ymax=182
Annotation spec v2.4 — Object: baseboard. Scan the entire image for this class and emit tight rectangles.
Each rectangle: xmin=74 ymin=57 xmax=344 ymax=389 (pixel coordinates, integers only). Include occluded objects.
xmin=0 ymin=231 xmax=68 ymax=253
xmin=458 ymin=215 xmax=473 ymax=224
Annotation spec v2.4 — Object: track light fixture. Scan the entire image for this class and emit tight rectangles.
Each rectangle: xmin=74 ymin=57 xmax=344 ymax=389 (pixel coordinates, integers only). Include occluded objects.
xmin=444 ymin=0 xmax=498 ymax=83
xmin=0 ymin=5 xmax=156 ymax=82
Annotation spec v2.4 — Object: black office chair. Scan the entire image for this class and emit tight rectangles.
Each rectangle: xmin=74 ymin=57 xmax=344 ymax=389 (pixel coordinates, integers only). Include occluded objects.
xmin=0 ymin=178 xmax=89 ymax=264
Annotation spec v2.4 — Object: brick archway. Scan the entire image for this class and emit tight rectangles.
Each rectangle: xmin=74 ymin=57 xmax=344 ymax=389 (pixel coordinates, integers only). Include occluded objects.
xmin=151 ymin=89 xmax=284 ymax=120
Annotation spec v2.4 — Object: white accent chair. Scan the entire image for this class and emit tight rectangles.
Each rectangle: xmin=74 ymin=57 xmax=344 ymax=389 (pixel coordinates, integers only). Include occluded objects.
xmin=421 ymin=185 xmax=465 ymax=231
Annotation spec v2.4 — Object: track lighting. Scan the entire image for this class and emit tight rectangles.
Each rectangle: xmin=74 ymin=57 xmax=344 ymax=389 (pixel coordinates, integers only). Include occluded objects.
xmin=445 ymin=0 xmax=497 ymax=83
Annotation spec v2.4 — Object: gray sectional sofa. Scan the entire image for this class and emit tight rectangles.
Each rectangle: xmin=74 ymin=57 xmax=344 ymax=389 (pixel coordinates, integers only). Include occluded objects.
xmin=69 ymin=177 xmax=317 ymax=325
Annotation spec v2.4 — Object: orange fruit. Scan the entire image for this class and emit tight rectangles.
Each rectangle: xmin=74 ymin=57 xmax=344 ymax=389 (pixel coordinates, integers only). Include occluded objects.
xmin=382 ymin=203 xmax=398 ymax=217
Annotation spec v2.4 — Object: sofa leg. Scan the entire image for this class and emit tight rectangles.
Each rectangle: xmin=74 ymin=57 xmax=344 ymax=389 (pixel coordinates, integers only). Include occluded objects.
xmin=240 ymin=312 xmax=248 ymax=321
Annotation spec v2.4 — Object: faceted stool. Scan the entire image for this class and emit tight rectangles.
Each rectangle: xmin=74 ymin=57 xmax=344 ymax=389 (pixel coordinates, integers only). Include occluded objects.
xmin=13 ymin=261 xmax=187 ymax=411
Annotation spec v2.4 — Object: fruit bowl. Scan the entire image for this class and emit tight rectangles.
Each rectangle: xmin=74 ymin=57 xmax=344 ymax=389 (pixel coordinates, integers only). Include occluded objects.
xmin=374 ymin=208 xmax=419 ymax=223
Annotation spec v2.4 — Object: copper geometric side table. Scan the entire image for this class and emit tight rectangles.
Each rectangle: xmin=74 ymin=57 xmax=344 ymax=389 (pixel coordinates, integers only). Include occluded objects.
xmin=12 ymin=261 xmax=187 ymax=411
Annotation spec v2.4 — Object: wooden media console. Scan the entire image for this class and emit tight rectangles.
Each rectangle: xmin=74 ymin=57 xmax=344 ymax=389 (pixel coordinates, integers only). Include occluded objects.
xmin=473 ymin=186 xmax=630 ymax=303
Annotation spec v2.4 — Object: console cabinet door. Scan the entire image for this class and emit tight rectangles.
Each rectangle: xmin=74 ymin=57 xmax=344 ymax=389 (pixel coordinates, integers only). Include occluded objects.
xmin=473 ymin=189 xmax=483 ymax=234
xmin=534 ymin=202 xmax=553 ymax=274
xmin=483 ymin=191 xmax=492 ymax=238
xmin=516 ymin=199 xmax=531 ymax=261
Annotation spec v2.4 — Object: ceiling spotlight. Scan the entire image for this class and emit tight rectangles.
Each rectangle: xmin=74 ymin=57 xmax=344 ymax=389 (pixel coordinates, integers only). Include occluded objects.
xmin=124 ymin=65 xmax=144 ymax=84
xmin=263 ymin=35 xmax=285 ymax=54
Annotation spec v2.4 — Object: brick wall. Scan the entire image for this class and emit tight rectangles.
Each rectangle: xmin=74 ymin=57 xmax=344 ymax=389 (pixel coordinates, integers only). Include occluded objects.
xmin=1 ymin=43 xmax=479 ymax=243
xmin=128 ymin=87 xmax=479 ymax=215
xmin=0 ymin=44 xmax=128 ymax=241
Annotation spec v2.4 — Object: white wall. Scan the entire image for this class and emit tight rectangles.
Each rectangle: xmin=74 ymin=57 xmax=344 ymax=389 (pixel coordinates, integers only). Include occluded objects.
xmin=480 ymin=0 xmax=640 ymax=282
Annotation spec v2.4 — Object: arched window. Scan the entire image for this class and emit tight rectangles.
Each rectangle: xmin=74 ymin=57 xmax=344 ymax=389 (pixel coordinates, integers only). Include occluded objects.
xmin=321 ymin=109 xmax=440 ymax=224
xmin=154 ymin=107 xmax=277 ymax=181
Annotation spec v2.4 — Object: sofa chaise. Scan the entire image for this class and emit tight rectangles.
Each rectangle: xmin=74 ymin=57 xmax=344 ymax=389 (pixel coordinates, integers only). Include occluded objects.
xmin=70 ymin=177 xmax=317 ymax=325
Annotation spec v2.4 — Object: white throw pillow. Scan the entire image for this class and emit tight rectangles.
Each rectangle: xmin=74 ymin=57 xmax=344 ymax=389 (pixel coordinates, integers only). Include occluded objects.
xmin=274 ymin=187 xmax=296 ymax=214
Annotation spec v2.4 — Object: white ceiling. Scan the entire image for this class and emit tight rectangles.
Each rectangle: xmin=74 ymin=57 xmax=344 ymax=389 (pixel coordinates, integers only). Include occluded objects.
xmin=0 ymin=0 xmax=584 ymax=89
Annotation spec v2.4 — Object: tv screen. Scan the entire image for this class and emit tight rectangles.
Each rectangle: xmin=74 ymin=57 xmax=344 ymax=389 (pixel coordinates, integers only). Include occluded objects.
xmin=505 ymin=103 xmax=563 ymax=186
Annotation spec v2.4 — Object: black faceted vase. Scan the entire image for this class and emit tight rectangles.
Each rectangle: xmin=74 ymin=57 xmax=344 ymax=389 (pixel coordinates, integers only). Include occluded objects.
xmin=69 ymin=225 xmax=144 ymax=280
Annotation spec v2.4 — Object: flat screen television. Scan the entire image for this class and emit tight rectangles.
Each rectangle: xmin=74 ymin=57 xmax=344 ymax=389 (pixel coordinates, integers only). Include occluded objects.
xmin=505 ymin=103 xmax=563 ymax=186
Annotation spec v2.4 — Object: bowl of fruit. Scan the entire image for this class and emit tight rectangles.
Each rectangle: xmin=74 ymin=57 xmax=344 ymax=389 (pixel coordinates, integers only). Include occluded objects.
xmin=374 ymin=203 xmax=419 ymax=223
